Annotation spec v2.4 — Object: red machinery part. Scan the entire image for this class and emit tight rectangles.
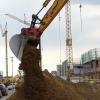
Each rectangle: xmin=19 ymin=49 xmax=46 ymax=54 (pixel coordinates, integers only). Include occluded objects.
xmin=21 ymin=27 xmax=42 ymax=39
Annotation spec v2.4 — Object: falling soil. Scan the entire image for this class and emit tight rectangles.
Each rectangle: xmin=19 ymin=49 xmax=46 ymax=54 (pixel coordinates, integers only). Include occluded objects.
xmin=7 ymin=39 xmax=100 ymax=100
xmin=8 ymin=39 xmax=46 ymax=100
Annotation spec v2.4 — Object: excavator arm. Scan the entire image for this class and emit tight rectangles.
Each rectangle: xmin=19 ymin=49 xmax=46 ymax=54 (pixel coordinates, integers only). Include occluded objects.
xmin=39 ymin=0 xmax=69 ymax=33
xmin=9 ymin=0 xmax=69 ymax=60
xmin=21 ymin=0 xmax=69 ymax=39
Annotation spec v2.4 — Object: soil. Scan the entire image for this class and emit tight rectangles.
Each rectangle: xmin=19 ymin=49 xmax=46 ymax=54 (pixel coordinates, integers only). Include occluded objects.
xmin=7 ymin=39 xmax=100 ymax=100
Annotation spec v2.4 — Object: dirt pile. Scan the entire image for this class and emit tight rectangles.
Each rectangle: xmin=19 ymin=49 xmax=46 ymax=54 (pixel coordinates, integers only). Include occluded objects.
xmin=7 ymin=39 xmax=100 ymax=100
xmin=8 ymin=70 xmax=100 ymax=100
xmin=8 ymin=39 xmax=45 ymax=100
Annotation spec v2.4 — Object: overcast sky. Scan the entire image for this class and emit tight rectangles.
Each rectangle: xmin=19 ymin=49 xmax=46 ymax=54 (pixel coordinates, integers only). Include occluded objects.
xmin=0 ymin=0 xmax=100 ymax=76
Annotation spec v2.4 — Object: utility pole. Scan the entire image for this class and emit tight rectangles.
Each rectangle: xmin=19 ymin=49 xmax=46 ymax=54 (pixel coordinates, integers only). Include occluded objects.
xmin=10 ymin=57 xmax=14 ymax=77
xmin=65 ymin=0 xmax=73 ymax=82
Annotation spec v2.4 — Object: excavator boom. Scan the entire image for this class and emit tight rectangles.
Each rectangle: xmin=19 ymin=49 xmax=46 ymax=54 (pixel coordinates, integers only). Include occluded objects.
xmin=39 ymin=0 xmax=69 ymax=33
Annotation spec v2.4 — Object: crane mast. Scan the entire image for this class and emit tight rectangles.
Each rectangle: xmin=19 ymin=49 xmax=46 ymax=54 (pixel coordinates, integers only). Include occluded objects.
xmin=5 ymin=25 xmax=8 ymax=77
xmin=0 ymin=23 xmax=8 ymax=77
xmin=65 ymin=0 xmax=73 ymax=81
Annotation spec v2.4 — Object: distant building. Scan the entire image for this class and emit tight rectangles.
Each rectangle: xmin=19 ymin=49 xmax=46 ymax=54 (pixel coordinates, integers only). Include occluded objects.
xmin=56 ymin=60 xmax=68 ymax=80
xmin=57 ymin=64 xmax=62 ymax=77
xmin=81 ymin=48 xmax=100 ymax=79
xmin=61 ymin=60 xmax=68 ymax=80
xmin=57 ymin=60 xmax=74 ymax=80
xmin=73 ymin=65 xmax=83 ymax=77
xmin=0 ymin=71 xmax=3 ymax=82
xmin=81 ymin=48 xmax=100 ymax=64
xmin=56 ymin=48 xmax=100 ymax=81
xmin=56 ymin=59 xmax=80 ymax=80
xmin=73 ymin=64 xmax=92 ymax=77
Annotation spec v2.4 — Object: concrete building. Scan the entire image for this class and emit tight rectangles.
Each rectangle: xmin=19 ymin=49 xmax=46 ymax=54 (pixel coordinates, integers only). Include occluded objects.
xmin=73 ymin=65 xmax=92 ymax=77
xmin=56 ymin=60 xmax=74 ymax=80
xmin=57 ymin=64 xmax=62 ymax=77
xmin=81 ymin=48 xmax=100 ymax=79
xmin=61 ymin=60 xmax=68 ymax=80
xmin=56 ymin=48 xmax=100 ymax=81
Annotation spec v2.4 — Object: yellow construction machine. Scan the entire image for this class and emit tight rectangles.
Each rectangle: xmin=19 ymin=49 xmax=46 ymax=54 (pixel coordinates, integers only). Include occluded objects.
xmin=9 ymin=0 xmax=69 ymax=60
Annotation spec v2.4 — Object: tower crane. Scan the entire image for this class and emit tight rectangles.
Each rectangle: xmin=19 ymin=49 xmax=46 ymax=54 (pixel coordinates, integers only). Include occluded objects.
xmin=65 ymin=0 xmax=73 ymax=81
xmin=0 ymin=23 xmax=8 ymax=77
xmin=5 ymin=14 xmax=30 ymax=26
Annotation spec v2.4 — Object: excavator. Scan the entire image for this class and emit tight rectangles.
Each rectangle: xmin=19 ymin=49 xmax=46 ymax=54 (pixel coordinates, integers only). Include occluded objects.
xmin=8 ymin=0 xmax=70 ymax=98
xmin=9 ymin=0 xmax=69 ymax=61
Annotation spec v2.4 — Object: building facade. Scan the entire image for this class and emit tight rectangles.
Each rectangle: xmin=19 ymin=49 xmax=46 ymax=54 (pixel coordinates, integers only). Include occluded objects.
xmin=81 ymin=48 xmax=100 ymax=79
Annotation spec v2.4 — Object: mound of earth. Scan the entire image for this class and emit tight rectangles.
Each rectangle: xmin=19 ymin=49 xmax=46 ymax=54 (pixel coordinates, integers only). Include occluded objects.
xmin=8 ymin=70 xmax=100 ymax=100
xmin=7 ymin=39 xmax=100 ymax=100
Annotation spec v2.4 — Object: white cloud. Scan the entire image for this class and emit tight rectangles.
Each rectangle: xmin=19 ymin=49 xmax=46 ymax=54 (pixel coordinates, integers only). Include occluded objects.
xmin=42 ymin=47 xmax=66 ymax=72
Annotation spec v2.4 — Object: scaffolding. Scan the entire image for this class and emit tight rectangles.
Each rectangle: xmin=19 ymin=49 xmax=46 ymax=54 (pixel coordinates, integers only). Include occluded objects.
xmin=81 ymin=48 xmax=100 ymax=64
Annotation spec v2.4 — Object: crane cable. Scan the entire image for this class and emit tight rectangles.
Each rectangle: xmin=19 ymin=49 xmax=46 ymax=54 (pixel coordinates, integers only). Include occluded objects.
xmin=79 ymin=0 xmax=82 ymax=32
xmin=58 ymin=13 xmax=62 ymax=64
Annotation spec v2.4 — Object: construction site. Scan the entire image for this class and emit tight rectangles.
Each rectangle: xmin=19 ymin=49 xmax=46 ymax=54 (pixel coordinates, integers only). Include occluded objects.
xmin=56 ymin=48 xmax=100 ymax=82
xmin=0 ymin=0 xmax=100 ymax=100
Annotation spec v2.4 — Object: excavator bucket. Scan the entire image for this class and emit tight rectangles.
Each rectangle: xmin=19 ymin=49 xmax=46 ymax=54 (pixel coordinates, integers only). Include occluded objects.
xmin=9 ymin=34 xmax=28 ymax=61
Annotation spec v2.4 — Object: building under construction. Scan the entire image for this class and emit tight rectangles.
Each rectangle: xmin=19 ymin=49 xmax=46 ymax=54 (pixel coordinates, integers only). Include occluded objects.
xmin=81 ymin=48 xmax=100 ymax=79
xmin=57 ymin=48 xmax=100 ymax=81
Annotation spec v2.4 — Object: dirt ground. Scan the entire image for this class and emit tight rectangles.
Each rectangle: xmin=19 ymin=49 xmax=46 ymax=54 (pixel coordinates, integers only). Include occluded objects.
xmin=7 ymin=39 xmax=100 ymax=100
xmin=8 ymin=69 xmax=100 ymax=100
